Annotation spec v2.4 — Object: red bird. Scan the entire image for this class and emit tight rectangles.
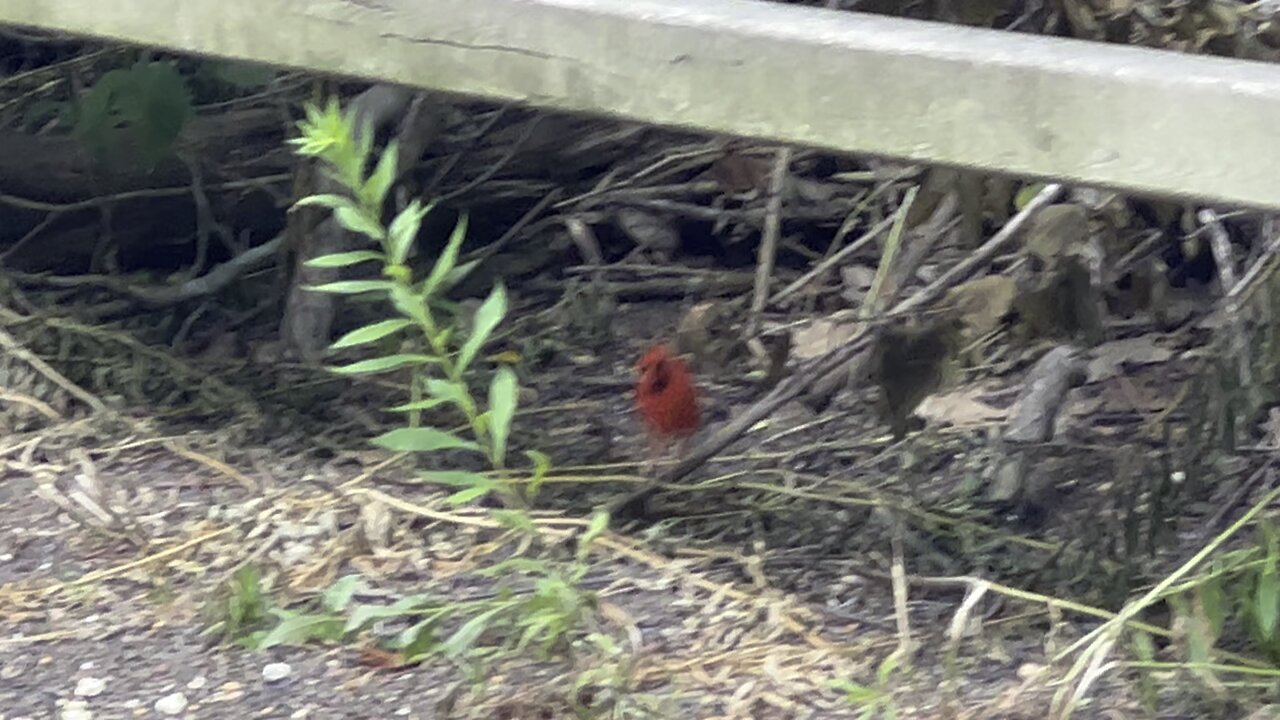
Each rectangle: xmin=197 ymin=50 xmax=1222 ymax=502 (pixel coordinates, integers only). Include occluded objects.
xmin=634 ymin=344 xmax=701 ymax=470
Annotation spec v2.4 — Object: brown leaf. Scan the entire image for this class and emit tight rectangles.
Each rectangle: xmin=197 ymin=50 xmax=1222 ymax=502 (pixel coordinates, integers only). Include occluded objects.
xmin=710 ymin=151 xmax=769 ymax=194
xmin=917 ymin=389 xmax=1005 ymax=427
xmin=357 ymin=646 xmax=409 ymax=670
xmin=790 ymin=317 xmax=861 ymax=360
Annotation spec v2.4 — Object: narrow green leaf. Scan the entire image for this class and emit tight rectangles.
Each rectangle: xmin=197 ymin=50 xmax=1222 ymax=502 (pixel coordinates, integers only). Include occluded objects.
xmin=575 ymin=510 xmax=610 ymax=563
xmin=828 ymin=679 xmax=881 ymax=706
xmin=387 ymin=199 xmax=434 ymax=266
xmin=446 ymin=485 xmax=493 ymax=506
xmin=256 ymin=609 xmax=345 ymax=648
xmin=328 ymin=354 xmax=435 ymax=376
xmin=331 ymin=318 xmax=413 ymax=350
xmin=304 ymin=250 xmax=385 ymax=269
xmin=526 ymin=449 xmax=552 ymax=478
xmin=299 ymin=99 xmax=322 ymax=128
xmin=585 ymin=633 xmax=621 ymax=656
xmin=386 ymin=397 xmax=449 ymax=413
xmin=305 ymin=279 xmax=394 ymax=295
xmin=346 ymin=594 xmax=431 ymax=634
xmin=1257 ymin=569 xmax=1279 ymax=639
xmin=334 ymin=205 xmax=386 ymax=241
xmin=362 ymin=140 xmax=399 ymax=209
xmin=422 ymin=214 xmax=469 ymax=297
xmin=515 ymin=618 xmax=552 ymax=653
xmin=438 ymin=259 xmax=480 ymax=295
xmin=457 ymin=283 xmax=507 ymax=373
xmin=1130 ymin=629 xmax=1156 ymax=662
xmin=525 ymin=449 xmax=552 ymax=500
xmin=1199 ymin=578 xmax=1226 ymax=637
xmin=399 ymin=615 xmax=447 ymax=661
xmin=1185 ymin=603 xmax=1213 ymax=663
xmin=1264 ymin=519 xmax=1280 ymax=572
xmin=354 ymin=113 xmax=375 ymax=172
xmin=424 ymin=378 xmax=470 ymax=409
xmin=373 ymin=427 xmax=480 ymax=453
xmin=323 ymin=575 xmax=362 ymax=612
xmin=442 ymin=606 xmax=504 ymax=659
xmin=435 ymin=326 xmax=453 ymax=352
xmin=491 ymin=509 xmax=538 ymax=533
xmin=293 ymin=193 xmax=358 ymax=213
xmin=875 ymin=651 xmax=901 ymax=685
xmin=487 ymin=366 xmax=518 ymax=468
xmin=583 ymin=510 xmax=609 ymax=545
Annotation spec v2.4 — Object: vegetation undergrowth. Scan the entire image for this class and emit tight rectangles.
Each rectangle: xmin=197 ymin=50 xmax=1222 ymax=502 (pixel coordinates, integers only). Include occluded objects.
xmin=206 ymin=97 xmax=627 ymax=711
xmin=1125 ymin=517 xmax=1280 ymax=712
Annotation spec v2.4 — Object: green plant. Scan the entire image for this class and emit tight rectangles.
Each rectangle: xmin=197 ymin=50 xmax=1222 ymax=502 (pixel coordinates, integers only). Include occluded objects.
xmin=276 ymin=97 xmax=614 ymax=688
xmin=1240 ymin=520 xmax=1280 ymax=663
xmin=289 ymin=97 xmax=548 ymax=511
xmin=830 ymin=652 xmax=903 ymax=720
xmin=72 ymin=58 xmax=192 ymax=170
xmin=220 ymin=511 xmax=611 ymax=675
xmin=567 ymin=631 xmax=679 ymax=719
xmin=1141 ymin=518 xmax=1280 ymax=706
xmin=205 ymin=564 xmax=273 ymax=646
xmin=204 ymin=571 xmax=353 ymax=651
xmin=1172 ymin=521 xmax=1280 ymax=665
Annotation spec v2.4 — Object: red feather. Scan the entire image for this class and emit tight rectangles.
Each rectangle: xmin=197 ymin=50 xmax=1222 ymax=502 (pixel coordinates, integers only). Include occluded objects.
xmin=634 ymin=344 xmax=700 ymax=442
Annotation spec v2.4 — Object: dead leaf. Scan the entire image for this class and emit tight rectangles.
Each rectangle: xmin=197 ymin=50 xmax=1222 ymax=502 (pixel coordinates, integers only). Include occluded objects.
xmin=357 ymin=646 xmax=409 ymax=670
xmin=615 ymin=207 xmax=680 ymax=256
xmin=790 ymin=317 xmax=861 ymax=360
xmin=1022 ymin=204 xmax=1090 ymax=269
xmin=943 ymin=275 xmax=1017 ymax=342
xmin=1085 ymin=335 xmax=1174 ymax=383
xmin=840 ymin=265 xmax=875 ymax=303
xmin=710 ymin=151 xmax=770 ymax=194
xmin=916 ymin=389 xmax=1005 ymax=427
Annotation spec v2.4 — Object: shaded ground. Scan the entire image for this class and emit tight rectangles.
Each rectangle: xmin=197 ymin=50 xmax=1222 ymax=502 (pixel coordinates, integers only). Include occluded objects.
xmin=7 ymin=290 xmax=1263 ymax=720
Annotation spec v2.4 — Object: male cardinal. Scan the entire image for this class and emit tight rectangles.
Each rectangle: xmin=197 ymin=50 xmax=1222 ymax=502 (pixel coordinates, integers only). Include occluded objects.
xmin=633 ymin=343 xmax=700 ymax=470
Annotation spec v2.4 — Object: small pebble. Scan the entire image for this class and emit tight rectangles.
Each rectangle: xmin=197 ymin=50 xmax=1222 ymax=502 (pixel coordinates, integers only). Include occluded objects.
xmin=154 ymin=692 xmax=188 ymax=716
xmin=262 ymin=662 xmax=292 ymax=682
xmin=1016 ymin=663 xmax=1046 ymax=680
xmin=57 ymin=700 xmax=92 ymax=720
xmin=210 ymin=681 xmax=244 ymax=703
xmin=74 ymin=677 xmax=106 ymax=698
xmin=187 ymin=676 xmax=207 ymax=691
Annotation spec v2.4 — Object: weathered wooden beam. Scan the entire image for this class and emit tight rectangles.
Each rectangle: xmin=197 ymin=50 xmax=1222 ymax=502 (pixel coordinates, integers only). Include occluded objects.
xmin=5 ymin=0 xmax=1280 ymax=209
